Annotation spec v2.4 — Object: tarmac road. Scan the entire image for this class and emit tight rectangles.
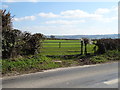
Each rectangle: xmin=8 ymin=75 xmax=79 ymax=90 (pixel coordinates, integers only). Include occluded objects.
xmin=2 ymin=62 xmax=118 ymax=88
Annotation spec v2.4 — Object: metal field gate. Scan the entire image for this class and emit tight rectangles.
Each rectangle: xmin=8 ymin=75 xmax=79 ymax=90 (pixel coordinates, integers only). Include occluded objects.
xmin=41 ymin=39 xmax=95 ymax=55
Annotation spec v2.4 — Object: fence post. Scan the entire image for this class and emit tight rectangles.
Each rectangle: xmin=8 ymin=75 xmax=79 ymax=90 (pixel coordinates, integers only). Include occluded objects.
xmin=59 ymin=42 xmax=61 ymax=48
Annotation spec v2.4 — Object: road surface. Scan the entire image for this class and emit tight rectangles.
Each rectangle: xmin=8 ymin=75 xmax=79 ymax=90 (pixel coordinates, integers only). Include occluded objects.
xmin=2 ymin=62 xmax=118 ymax=88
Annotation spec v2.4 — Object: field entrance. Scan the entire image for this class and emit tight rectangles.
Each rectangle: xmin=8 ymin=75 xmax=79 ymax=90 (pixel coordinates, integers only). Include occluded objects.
xmin=41 ymin=39 xmax=95 ymax=55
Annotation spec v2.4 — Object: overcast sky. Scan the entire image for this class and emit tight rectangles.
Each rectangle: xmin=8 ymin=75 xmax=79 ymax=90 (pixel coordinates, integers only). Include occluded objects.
xmin=2 ymin=1 xmax=118 ymax=35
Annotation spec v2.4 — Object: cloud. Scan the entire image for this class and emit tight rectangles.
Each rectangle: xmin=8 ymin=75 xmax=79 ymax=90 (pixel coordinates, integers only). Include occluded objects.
xmin=95 ymin=8 xmax=110 ymax=14
xmin=60 ymin=9 xmax=102 ymax=18
xmin=1 ymin=5 xmax=8 ymax=8
xmin=11 ymin=6 xmax=117 ymax=23
xmin=13 ymin=16 xmax=36 ymax=22
xmin=20 ymin=25 xmax=80 ymax=35
xmin=3 ymin=0 xmax=119 ymax=2
xmin=3 ymin=0 xmax=39 ymax=2
xmin=3 ymin=0 xmax=15 ymax=2
xmin=111 ymin=6 xmax=118 ymax=11
xmin=20 ymin=22 xmax=117 ymax=35
xmin=45 ymin=20 xmax=85 ymax=25
xmin=95 ymin=16 xmax=118 ymax=22
xmin=38 ymin=6 xmax=117 ymax=22
xmin=38 ymin=12 xmax=60 ymax=18
xmin=94 ymin=6 xmax=118 ymax=22
xmin=95 ymin=6 xmax=118 ymax=15
xmin=12 ymin=6 xmax=117 ymax=24
xmin=28 ymin=0 xmax=38 ymax=2
xmin=12 ymin=5 xmax=117 ymax=35
xmin=38 ymin=10 xmax=102 ymax=19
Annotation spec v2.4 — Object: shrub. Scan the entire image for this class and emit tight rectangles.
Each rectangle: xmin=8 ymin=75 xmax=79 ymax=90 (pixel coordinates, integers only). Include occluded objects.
xmin=2 ymin=9 xmax=45 ymax=59
xmin=95 ymin=39 xmax=120 ymax=54
xmin=90 ymin=56 xmax=108 ymax=63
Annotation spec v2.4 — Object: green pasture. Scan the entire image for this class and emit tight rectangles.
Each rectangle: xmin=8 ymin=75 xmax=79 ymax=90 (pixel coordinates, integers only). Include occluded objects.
xmin=41 ymin=40 xmax=96 ymax=55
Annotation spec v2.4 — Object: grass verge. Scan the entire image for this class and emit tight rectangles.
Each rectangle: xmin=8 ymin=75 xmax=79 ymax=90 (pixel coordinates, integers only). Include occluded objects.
xmin=90 ymin=50 xmax=120 ymax=63
xmin=2 ymin=50 xmax=120 ymax=77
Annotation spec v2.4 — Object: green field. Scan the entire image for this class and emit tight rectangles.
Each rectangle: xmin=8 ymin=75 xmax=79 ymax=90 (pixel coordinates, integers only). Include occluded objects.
xmin=41 ymin=40 xmax=96 ymax=55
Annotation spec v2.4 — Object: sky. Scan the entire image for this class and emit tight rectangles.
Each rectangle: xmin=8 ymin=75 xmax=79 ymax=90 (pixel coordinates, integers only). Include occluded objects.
xmin=2 ymin=1 xmax=118 ymax=35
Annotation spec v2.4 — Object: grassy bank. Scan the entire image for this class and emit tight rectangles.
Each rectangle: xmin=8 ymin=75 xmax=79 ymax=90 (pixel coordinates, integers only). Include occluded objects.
xmin=2 ymin=54 xmax=80 ymax=76
xmin=2 ymin=55 xmax=60 ymax=75
xmin=2 ymin=50 xmax=120 ymax=77
xmin=90 ymin=50 xmax=120 ymax=63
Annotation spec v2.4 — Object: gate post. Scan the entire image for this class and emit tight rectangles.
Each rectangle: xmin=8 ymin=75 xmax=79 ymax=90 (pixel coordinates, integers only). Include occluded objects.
xmin=81 ymin=40 xmax=83 ymax=55
xmin=59 ymin=42 xmax=61 ymax=48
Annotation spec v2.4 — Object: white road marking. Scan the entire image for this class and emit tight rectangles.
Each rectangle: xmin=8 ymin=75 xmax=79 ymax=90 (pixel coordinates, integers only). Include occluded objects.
xmin=103 ymin=79 xmax=118 ymax=85
xmin=44 ymin=64 xmax=98 ymax=72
